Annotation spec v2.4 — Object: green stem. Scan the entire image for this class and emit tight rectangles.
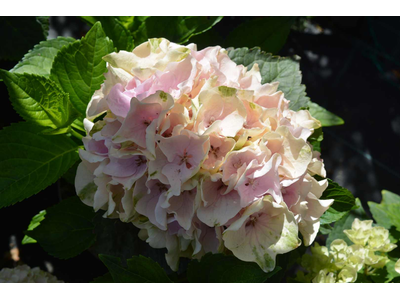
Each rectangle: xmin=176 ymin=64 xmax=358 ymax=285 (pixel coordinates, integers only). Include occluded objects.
xmin=70 ymin=128 xmax=84 ymax=140
xmin=70 ymin=122 xmax=85 ymax=133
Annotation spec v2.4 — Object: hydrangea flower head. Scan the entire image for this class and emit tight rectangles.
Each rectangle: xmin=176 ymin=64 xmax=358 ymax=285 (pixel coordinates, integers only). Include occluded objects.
xmin=75 ymin=38 xmax=333 ymax=272
xmin=296 ymin=218 xmax=398 ymax=283
xmin=0 ymin=265 xmax=63 ymax=283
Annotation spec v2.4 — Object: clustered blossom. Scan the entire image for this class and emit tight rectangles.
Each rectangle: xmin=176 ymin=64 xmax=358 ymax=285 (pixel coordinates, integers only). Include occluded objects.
xmin=296 ymin=218 xmax=398 ymax=283
xmin=0 ymin=265 xmax=63 ymax=283
xmin=75 ymin=38 xmax=334 ymax=272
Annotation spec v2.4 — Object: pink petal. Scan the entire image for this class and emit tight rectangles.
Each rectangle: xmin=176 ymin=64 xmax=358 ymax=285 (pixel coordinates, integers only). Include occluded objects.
xmin=197 ymin=176 xmax=241 ymax=227
xmin=106 ymin=83 xmax=133 ymax=118
xmin=167 ymin=188 xmax=198 ymax=230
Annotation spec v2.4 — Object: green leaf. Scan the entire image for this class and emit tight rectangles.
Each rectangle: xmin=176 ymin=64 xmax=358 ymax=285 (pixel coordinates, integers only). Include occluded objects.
xmin=308 ymin=127 xmax=323 ymax=153
xmin=355 ymin=272 xmax=373 ymax=283
xmin=11 ymin=37 xmax=75 ymax=77
xmin=22 ymin=210 xmax=46 ymax=245
xmin=381 ymin=189 xmax=400 ymax=204
xmin=0 ymin=17 xmax=48 ymax=61
xmin=71 ymin=118 xmax=86 ymax=134
xmin=79 ymin=16 xmax=97 ymax=25
xmin=50 ymin=22 xmax=114 ymax=116
xmin=131 ymin=16 xmax=223 ymax=45
xmin=326 ymin=198 xmax=368 ymax=247
xmin=368 ymin=259 xmax=400 ymax=283
xmin=318 ymin=177 xmax=356 ymax=225
xmin=228 ymin=48 xmax=308 ymax=110
xmin=369 ymin=190 xmax=400 ymax=231
xmin=385 ymin=259 xmax=400 ymax=282
xmin=320 ymin=208 xmax=350 ymax=225
xmin=91 ymin=272 xmax=114 ymax=283
xmin=368 ymin=192 xmax=400 ymax=261
xmin=187 ymin=253 xmax=280 ymax=283
xmin=271 ymin=243 xmax=307 ymax=283
xmin=61 ymin=161 xmax=79 ymax=185
xmin=369 ymin=202 xmax=393 ymax=229
xmin=0 ymin=122 xmax=80 ymax=208
xmin=114 ymin=17 xmax=137 ymax=31
xmin=99 ymin=254 xmax=172 ymax=283
xmin=36 ymin=16 xmax=50 ymax=38
xmin=41 ymin=127 xmax=71 ymax=135
xmin=227 ymin=47 xmax=343 ymax=126
xmin=307 ymin=101 xmax=344 ymax=127
xmin=319 ymin=223 xmax=333 ymax=235
xmin=0 ymin=70 xmax=78 ymax=129
xmin=83 ymin=16 xmax=223 ymax=48
xmin=91 ymin=212 xmax=142 ymax=261
xmin=91 ymin=212 xmax=170 ymax=271
xmin=123 ymin=17 xmax=149 ymax=43
xmin=225 ymin=17 xmax=296 ymax=54
xmin=81 ymin=17 xmax=133 ymax=51
xmin=185 ymin=25 xmax=224 ymax=50
xmin=26 ymin=197 xmax=96 ymax=259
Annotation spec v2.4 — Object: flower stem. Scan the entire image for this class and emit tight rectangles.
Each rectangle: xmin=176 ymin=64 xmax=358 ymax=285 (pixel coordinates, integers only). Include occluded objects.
xmin=70 ymin=128 xmax=84 ymax=140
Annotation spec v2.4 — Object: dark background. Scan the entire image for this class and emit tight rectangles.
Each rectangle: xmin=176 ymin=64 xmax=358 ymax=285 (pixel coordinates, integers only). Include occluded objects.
xmin=1 ymin=16 xmax=399 ymax=282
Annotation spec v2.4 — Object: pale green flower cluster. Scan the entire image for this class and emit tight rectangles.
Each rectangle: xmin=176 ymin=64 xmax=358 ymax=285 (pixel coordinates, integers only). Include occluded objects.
xmin=296 ymin=218 xmax=398 ymax=283
xmin=0 ymin=265 xmax=63 ymax=283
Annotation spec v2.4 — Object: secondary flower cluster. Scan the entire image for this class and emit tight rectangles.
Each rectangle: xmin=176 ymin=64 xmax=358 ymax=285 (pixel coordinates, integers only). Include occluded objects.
xmin=0 ymin=265 xmax=63 ymax=283
xmin=76 ymin=38 xmax=334 ymax=272
xmin=296 ymin=219 xmax=398 ymax=283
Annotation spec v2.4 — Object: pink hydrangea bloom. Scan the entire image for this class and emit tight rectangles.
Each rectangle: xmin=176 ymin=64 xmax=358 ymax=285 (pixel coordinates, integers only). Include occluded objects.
xmin=75 ymin=38 xmax=333 ymax=272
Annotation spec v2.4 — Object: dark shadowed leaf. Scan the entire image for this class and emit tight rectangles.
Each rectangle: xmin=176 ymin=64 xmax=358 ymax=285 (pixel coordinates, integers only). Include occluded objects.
xmin=91 ymin=212 xmax=176 ymax=273
xmin=308 ymin=127 xmax=323 ymax=153
xmin=99 ymin=254 xmax=172 ymax=283
xmin=0 ymin=17 xmax=49 ymax=61
xmin=129 ymin=16 xmax=223 ymax=45
xmin=187 ymin=253 xmax=280 ymax=283
xmin=81 ymin=17 xmax=133 ymax=51
xmin=90 ymin=272 xmax=114 ymax=283
xmin=225 ymin=17 xmax=296 ymax=54
xmin=26 ymin=197 xmax=96 ymax=259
